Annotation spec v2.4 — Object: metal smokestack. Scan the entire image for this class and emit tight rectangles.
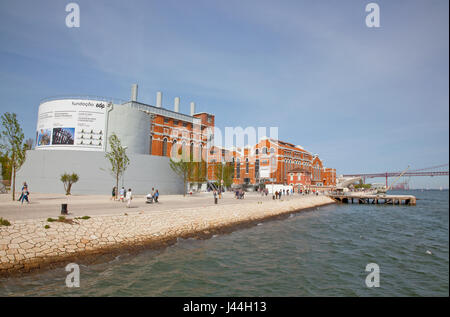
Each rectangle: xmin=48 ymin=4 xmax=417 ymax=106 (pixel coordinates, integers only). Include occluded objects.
xmin=156 ymin=91 xmax=162 ymax=108
xmin=131 ymin=84 xmax=138 ymax=101
xmin=174 ymin=97 xmax=180 ymax=113
xmin=190 ymin=102 xmax=195 ymax=116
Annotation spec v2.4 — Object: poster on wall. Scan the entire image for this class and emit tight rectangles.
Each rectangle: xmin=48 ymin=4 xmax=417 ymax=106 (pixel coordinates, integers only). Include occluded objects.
xmin=35 ymin=99 xmax=109 ymax=151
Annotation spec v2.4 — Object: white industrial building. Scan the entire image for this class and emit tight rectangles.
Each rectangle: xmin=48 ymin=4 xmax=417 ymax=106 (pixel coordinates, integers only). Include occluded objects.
xmin=15 ymin=84 xmax=204 ymax=195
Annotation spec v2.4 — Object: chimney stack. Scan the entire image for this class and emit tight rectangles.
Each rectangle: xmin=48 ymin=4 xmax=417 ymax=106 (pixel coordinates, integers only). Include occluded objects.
xmin=156 ymin=91 xmax=162 ymax=108
xmin=174 ymin=97 xmax=180 ymax=112
xmin=190 ymin=102 xmax=195 ymax=116
xmin=131 ymin=84 xmax=138 ymax=102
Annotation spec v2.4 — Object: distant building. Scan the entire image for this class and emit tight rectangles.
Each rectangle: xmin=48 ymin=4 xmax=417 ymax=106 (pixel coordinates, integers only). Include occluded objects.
xmin=207 ymin=138 xmax=336 ymax=190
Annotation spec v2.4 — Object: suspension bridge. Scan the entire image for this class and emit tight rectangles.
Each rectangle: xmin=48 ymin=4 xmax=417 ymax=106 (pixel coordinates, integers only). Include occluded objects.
xmin=343 ymin=164 xmax=449 ymax=188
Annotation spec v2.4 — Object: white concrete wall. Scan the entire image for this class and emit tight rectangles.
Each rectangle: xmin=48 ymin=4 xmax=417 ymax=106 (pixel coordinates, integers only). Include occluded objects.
xmin=16 ymin=150 xmax=184 ymax=195
xmin=107 ymin=105 xmax=150 ymax=155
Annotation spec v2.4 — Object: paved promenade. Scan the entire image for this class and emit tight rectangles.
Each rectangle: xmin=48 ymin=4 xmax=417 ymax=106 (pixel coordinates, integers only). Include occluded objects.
xmin=1 ymin=192 xmax=289 ymax=221
xmin=0 ymin=192 xmax=334 ymax=276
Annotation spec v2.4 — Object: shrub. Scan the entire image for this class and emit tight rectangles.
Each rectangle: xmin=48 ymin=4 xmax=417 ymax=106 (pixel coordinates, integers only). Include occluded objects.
xmin=0 ymin=217 xmax=11 ymax=226
xmin=44 ymin=225 xmax=50 ymax=229
xmin=60 ymin=172 xmax=79 ymax=195
xmin=47 ymin=218 xmax=56 ymax=222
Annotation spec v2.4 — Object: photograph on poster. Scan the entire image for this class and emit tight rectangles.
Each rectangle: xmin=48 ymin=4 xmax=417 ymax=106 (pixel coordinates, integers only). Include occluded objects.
xmin=37 ymin=129 xmax=52 ymax=146
xmin=52 ymin=127 xmax=75 ymax=145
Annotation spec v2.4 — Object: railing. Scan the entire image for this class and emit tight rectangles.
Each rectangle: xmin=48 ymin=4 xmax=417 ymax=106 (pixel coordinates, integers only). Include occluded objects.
xmin=39 ymin=95 xmax=128 ymax=105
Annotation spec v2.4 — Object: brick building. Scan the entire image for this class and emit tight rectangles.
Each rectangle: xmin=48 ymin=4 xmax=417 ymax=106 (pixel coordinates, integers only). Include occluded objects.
xmin=206 ymin=137 xmax=336 ymax=189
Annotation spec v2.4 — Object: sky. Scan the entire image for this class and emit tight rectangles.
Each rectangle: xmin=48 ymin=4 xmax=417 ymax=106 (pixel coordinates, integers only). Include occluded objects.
xmin=0 ymin=0 xmax=448 ymax=188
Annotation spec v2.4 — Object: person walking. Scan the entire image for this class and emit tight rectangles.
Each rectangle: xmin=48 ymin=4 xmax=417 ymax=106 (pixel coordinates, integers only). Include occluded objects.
xmin=111 ymin=186 xmax=116 ymax=200
xmin=119 ymin=187 xmax=125 ymax=202
xmin=126 ymin=188 xmax=133 ymax=208
xmin=20 ymin=185 xmax=30 ymax=204
xmin=17 ymin=182 xmax=27 ymax=201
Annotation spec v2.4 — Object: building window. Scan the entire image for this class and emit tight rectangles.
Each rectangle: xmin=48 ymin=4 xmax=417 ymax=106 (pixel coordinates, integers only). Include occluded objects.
xmin=255 ymin=148 xmax=259 ymax=155
xmin=162 ymin=138 xmax=168 ymax=156
xmin=262 ymin=147 xmax=267 ymax=154
xmin=255 ymin=159 xmax=259 ymax=176
xmin=183 ymin=122 xmax=187 ymax=127
xmin=149 ymin=135 xmax=153 ymax=154
xmin=172 ymin=140 xmax=178 ymax=156
xmin=246 ymin=158 xmax=249 ymax=174
xmin=236 ymin=159 xmax=241 ymax=179
xmin=164 ymin=118 xmax=169 ymax=124
xmin=181 ymin=142 xmax=186 ymax=157
xmin=190 ymin=143 xmax=194 ymax=160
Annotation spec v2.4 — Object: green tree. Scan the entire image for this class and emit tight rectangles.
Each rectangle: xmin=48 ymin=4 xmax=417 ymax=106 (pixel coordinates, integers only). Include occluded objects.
xmin=0 ymin=113 xmax=27 ymax=200
xmin=60 ymin=173 xmax=79 ymax=195
xmin=0 ymin=153 xmax=12 ymax=182
xmin=190 ymin=160 xmax=207 ymax=183
xmin=169 ymin=145 xmax=196 ymax=196
xmin=213 ymin=162 xmax=234 ymax=189
xmin=105 ymin=134 xmax=130 ymax=196
xmin=169 ymin=158 xmax=194 ymax=196
xmin=24 ymin=138 xmax=33 ymax=150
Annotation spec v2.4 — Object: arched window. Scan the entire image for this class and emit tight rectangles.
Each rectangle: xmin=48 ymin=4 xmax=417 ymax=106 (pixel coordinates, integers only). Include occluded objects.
xmin=162 ymin=138 xmax=168 ymax=156
xmin=181 ymin=141 xmax=186 ymax=158
xmin=255 ymin=148 xmax=259 ymax=155
xmin=171 ymin=140 xmax=177 ymax=157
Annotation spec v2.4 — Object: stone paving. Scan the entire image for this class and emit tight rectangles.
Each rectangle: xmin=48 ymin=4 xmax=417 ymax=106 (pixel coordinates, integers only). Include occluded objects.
xmin=0 ymin=195 xmax=334 ymax=276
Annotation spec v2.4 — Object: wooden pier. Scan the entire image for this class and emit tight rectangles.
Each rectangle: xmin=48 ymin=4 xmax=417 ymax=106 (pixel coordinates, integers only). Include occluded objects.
xmin=328 ymin=194 xmax=416 ymax=206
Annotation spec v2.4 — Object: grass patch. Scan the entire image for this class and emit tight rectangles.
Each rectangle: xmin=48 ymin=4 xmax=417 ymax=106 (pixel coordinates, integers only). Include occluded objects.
xmin=44 ymin=225 xmax=50 ymax=229
xmin=0 ymin=217 xmax=11 ymax=226
xmin=47 ymin=216 xmax=76 ymax=225
xmin=75 ymin=216 xmax=91 ymax=220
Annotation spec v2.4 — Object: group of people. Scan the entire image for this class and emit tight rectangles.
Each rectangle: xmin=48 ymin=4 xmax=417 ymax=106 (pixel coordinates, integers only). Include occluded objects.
xmin=274 ymin=189 xmax=293 ymax=198
xmin=235 ymin=189 xmax=245 ymax=199
xmin=111 ymin=186 xmax=160 ymax=207
xmin=258 ymin=188 xmax=269 ymax=196
xmin=111 ymin=186 xmax=134 ymax=208
xmin=17 ymin=182 xmax=30 ymax=204
xmin=146 ymin=188 xmax=159 ymax=203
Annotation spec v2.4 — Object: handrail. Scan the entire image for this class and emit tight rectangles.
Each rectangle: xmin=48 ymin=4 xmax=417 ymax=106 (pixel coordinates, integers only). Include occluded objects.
xmin=39 ymin=95 xmax=128 ymax=105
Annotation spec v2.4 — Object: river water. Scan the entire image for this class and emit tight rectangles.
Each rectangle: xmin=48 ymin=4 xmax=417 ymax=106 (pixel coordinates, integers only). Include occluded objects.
xmin=0 ymin=190 xmax=448 ymax=296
